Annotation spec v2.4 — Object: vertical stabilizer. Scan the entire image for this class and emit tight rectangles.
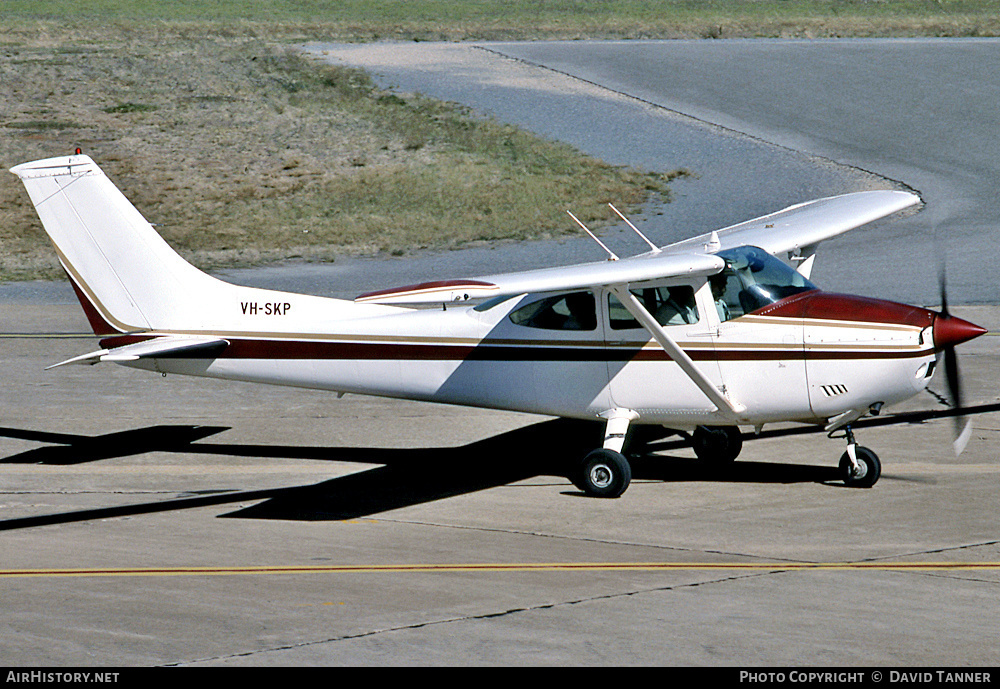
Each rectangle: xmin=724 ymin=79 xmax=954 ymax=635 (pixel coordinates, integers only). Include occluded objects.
xmin=12 ymin=155 xmax=241 ymax=332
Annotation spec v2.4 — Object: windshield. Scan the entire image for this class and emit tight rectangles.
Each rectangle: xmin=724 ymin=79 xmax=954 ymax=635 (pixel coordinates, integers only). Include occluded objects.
xmin=712 ymin=246 xmax=817 ymax=319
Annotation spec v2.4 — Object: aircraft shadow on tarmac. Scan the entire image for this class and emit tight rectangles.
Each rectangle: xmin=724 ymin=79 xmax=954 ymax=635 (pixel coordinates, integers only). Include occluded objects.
xmin=220 ymin=423 xmax=848 ymax=522
xmin=2 ymin=403 xmax=994 ymax=529
xmin=0 ymin=425 xmax=232 ymax=465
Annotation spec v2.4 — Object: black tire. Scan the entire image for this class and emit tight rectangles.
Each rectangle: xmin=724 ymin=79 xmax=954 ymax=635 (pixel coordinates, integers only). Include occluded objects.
xmin=839 ymin=446 xmax=881 ymax=488
xmin=692 ymin=425 xmax=744 ymax=464
xmin=577 ymin=449 xmax=632 ymax=498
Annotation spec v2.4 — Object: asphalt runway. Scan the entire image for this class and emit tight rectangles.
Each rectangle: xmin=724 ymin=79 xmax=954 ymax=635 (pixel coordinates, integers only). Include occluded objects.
xmin=4 ymin=40 xmax=1000 ymax=667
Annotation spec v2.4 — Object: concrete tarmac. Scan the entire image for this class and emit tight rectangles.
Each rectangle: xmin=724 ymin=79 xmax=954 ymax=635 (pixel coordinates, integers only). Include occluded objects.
xmin=1 ymin=303 xmax=998 ymax=666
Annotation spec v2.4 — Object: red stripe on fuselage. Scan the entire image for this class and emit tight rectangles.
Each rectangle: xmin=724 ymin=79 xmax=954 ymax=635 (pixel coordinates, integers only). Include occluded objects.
xmin=96 ymin=336 xmax=928 ymax=363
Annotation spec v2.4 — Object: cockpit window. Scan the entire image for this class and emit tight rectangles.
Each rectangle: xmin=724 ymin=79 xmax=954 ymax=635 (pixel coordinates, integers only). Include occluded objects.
xmin=509 ymin=291 xmax=597 ymax=330
xmin=608 ymin=286 xmax=699 ymax=330
xmin=712 ymin=246 xmax=817 ymax=321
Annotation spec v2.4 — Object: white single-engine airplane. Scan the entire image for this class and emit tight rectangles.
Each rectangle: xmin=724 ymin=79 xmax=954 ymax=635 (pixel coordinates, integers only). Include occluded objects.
xmin=11 ymin=154 xmax=987 ymax=497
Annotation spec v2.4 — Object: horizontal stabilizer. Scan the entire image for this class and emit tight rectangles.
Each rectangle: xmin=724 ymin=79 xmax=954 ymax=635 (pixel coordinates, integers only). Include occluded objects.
xmin=46 ymin=335 xmax=229 ymax=370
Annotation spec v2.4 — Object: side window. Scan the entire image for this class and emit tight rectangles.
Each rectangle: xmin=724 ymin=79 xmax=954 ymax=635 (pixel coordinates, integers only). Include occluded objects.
xmin=509 ymin=291 xmax=597 ymax=331
xmin=608 ymin=286 xmax=700 ymax=330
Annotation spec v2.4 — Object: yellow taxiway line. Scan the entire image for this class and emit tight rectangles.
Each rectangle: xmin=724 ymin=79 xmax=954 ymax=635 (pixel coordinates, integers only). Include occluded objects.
xmin=1 ymin=561 xmax=999 ymax=579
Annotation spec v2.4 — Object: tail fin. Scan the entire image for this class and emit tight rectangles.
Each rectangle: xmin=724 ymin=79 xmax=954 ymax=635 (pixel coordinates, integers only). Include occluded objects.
xmin=12 ymin=154 xmax=402 ymax=336
xmin=10 ymin=154 xmax=231 ymax=333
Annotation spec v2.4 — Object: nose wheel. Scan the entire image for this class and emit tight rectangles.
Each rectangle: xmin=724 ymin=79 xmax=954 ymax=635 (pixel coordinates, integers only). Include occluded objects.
xmin=838 ymin=426 xmax=881 ymax=488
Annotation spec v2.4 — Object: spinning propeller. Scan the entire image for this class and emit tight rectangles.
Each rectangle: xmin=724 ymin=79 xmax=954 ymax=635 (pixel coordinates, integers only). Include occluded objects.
xmin=933 ymin=264 xmax=987 ymax=455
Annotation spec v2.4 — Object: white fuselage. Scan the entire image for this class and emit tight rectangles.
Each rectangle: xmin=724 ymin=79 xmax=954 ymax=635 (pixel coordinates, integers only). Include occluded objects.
xmin=119 ymin=282 xmax=936 ymax=431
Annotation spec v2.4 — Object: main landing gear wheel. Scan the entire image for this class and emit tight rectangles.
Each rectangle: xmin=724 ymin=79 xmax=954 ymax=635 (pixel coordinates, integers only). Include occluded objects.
xmin=691 ymin=425 xmax=743 ymax=464
xmin=839 ymin=446 xmax=881 ymax=488
xmin=575 ymin=448 xmax=632 ymax=498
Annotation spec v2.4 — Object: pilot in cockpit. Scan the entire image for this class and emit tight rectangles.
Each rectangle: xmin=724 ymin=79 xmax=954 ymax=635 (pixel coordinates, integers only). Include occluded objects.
xmin=710 ymin=273 xmax=732 ymax=322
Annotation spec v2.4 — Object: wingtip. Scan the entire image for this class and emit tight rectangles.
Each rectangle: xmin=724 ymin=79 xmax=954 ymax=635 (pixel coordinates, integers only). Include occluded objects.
xmin=10 ymin=153 xmax=97 ymax=179
xmin=45 ymin=349 xmax=109 ymax=369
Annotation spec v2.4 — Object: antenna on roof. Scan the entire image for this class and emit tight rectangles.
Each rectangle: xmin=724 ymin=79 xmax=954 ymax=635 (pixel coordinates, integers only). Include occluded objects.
xmin=608 ymin=203 xmax=659 ymax=253
xmin=567 ymin=210 xmax=619 ymax=261
xmin=704 ymin=230 xmax=722 ymax=253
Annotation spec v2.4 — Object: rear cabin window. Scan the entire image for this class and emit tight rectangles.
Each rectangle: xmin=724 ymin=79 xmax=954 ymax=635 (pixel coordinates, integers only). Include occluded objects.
xmin=509 ymin=291 xmax=597 ymax=331
xmin=608 ymin=286 xmax=699 ymax=330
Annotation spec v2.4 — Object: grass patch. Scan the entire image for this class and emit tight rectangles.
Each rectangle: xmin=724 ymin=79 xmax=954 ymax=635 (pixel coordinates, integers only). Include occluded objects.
xmin=0 ymin=37 xmax=683 ymax=280
xmin=2 ymin=1 xmax=999 ymax=39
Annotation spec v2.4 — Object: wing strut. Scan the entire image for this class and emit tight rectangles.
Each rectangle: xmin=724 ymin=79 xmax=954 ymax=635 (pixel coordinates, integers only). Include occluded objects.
xmin=567 ymin=210 xmax=619 ymax=261
xmin=609 ymin=285 xmax=746 ymax=421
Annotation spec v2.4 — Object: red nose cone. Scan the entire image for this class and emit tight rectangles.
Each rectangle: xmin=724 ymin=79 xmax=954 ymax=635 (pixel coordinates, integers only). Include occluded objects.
xmin=934 ymin=314 xmax=988 ymax=350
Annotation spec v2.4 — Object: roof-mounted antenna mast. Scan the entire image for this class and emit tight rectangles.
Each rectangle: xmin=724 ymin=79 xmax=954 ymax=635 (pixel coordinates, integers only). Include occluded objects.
xmin=608 ymin=203 xmax=660 ymax=253
xmin=567 ymin=210 xmax=619 ymax=261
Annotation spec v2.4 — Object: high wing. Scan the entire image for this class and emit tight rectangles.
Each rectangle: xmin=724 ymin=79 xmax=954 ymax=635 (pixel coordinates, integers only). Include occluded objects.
xmin=356 ymin=251 xmax=726 ymax=304
xmin=356 ymin=190 xmax=920 ymax=304
xmin=664 ymin=190 xmax=920 ymax=256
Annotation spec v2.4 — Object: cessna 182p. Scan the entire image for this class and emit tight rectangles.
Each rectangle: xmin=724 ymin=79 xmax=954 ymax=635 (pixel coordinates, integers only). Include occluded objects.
xmin=10 ymin=154 xmax=987 ymax=498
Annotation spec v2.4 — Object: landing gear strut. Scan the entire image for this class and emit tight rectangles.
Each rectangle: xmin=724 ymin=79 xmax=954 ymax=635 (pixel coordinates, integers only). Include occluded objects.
xmin=838 ymin=426 xmax=881 ymax=488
